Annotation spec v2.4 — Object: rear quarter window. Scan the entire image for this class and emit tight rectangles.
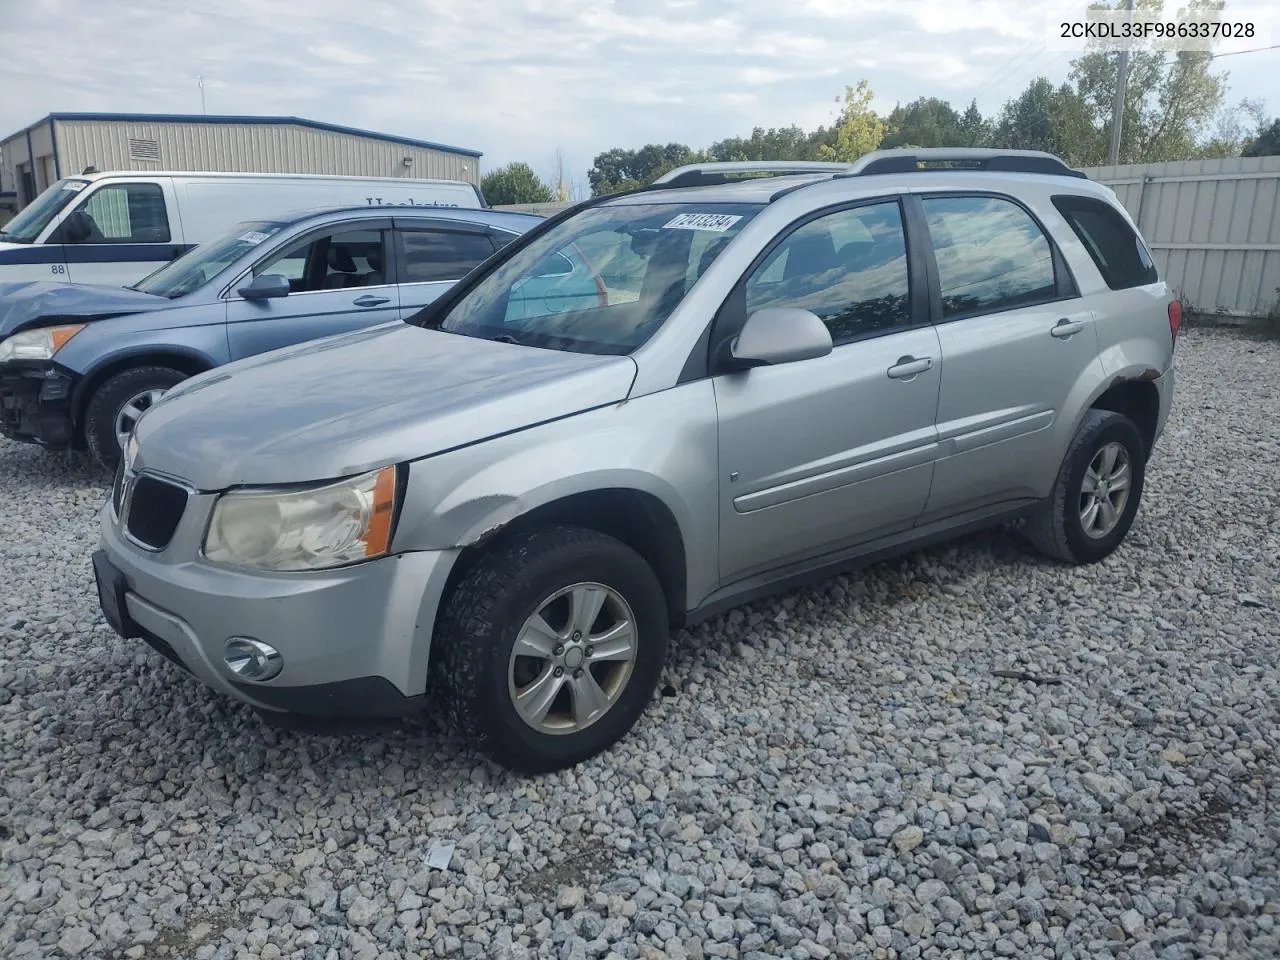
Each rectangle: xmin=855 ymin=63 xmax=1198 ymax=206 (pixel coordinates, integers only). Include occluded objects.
xmin=1051 ymin=195 xmax=1157 ymax=290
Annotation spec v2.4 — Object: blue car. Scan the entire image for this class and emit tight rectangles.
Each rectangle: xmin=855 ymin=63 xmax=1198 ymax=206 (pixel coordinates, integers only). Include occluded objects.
xmin=0 ymin=204 xmax=589 ymax=469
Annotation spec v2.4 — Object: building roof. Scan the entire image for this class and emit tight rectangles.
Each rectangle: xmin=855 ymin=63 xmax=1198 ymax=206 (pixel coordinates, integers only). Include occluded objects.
xmin=5 ymin=112 xmax=482 ymax=158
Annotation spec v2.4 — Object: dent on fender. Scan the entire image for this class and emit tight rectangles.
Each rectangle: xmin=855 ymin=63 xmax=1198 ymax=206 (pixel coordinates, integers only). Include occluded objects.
xmin=395 ymin=491 xmax=527 ymax=552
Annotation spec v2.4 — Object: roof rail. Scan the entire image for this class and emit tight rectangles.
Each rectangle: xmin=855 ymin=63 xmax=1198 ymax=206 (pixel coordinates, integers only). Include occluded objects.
xmin=844 ymin=148 xmax=1088 ymax=179
xmin=653 ymin=160 xmax=852 ymax=188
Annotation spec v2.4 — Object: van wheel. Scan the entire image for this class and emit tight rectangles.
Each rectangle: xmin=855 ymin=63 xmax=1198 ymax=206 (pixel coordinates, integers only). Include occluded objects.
xmin=1024 ymin=409 xmax=1146 ymax=564
xmin=433 ymin=525 xmax=669 ymax=774
xmin=84 ymin=366 xmax=186 ymax=472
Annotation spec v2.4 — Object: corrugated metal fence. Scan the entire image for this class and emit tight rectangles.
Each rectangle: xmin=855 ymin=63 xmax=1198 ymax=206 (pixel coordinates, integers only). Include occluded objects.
xmin=1072 ymin=157 xmax=1279 ymax=319
xmin=501 ymin=156 xmax=1280 ymax=319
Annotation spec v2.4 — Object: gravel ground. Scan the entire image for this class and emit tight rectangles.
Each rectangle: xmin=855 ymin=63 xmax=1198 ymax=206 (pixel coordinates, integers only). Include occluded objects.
xmin=2 ymin=327 xmax=1278 ymax=960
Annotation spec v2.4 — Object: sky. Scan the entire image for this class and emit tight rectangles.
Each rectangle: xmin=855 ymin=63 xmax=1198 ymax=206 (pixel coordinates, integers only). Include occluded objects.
xmin=2 ymin=0 xmax=1277 ymax=194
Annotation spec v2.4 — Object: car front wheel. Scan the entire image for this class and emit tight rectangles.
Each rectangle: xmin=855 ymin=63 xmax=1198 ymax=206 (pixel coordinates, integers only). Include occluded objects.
xmin=83 ymin=365 xmax=186 ymax=472
xmin=433 ymin=525 xmax=669 ymax=773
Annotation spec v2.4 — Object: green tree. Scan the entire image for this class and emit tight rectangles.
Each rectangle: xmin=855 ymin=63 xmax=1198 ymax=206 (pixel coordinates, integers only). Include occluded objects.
xmin=992 ymin=78 xmax=1104 ymax=164
xmin=880 ymin=97 xmax=964 ymax=149
xmin=957 ymin=100 xmax=992 ymax=147
xmin=480 ymin=162 xmax=554 ymax=205
xmin=1069 ymin=0 xmax=1228 ymax=163
xmin=817 ymin=80 xmax=885 ymax=162
xmin=1243 ymin=118 xmax=1280 ymax=157
xmin=1199 ymin=98 xmax=1268 ymax=158
xmin=587 ymin=143 xmax=701 ymax=195
xmin=707 ymin=125 xmax=822 ymax=161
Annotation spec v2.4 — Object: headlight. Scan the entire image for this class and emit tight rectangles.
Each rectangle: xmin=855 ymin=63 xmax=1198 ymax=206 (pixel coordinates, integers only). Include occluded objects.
xmin=0 ymin=324 xmax=85 ymax=362
xmin=204 ymin=466 xmax=399 ymax=572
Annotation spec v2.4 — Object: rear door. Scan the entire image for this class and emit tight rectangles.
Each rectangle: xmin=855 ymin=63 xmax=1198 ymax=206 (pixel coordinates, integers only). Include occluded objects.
xmin=225 ymin=218 xmax=399 ymax=360
xmin=912 ymin=192 xmax=1104 ymax=522
xmin=391 ymin=219 xmax=501 ymax=320
xmin=58 ymin=179 xmax=186 ymax=287
xmin=713 ymin=198 xmax=943 ymax=583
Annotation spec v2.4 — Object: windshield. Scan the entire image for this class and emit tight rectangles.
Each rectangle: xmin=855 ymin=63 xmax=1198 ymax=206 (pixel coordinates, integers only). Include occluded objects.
xmin=132 ymin=221 xmax=287 ymax=299
xmin=0 ymin=179 xmax=89 ymax=243
xmin=435 ymin=202 xmax=761 ymax=355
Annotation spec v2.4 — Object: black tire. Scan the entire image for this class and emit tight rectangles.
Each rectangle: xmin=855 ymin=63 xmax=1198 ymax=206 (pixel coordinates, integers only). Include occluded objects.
xmin=83 ymin=366 xmax=186 ymax=472
xmin=433 ymin=525 xmax=669 ymax=773
xmin=1024 ymin=409 xmax=1147 ymax=564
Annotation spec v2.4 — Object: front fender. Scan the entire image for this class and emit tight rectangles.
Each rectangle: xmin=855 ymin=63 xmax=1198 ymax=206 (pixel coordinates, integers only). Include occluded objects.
xmin=58 ymin=308 xmax=230 ymax=412
xmin=392 ymin=381 xmax=721 ymax=609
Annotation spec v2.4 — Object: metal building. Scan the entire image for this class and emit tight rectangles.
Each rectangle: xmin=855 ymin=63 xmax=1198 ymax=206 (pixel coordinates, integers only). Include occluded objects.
xmin=0 ymin=113 xmax=483 ymax=212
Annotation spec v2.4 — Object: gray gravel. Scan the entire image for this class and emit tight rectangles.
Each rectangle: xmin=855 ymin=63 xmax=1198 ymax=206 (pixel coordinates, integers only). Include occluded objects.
xmin=3 ymin=327 xmax=1279 ymax=960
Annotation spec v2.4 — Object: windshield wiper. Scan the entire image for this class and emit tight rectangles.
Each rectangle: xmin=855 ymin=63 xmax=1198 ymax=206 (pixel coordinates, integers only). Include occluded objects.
xmin=491 ymin=333 xmax=530 ymax=346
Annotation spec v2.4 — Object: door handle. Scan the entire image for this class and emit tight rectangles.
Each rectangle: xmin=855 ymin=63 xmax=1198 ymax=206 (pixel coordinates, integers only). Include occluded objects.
xmin=1050 ymin=317 xmax=1087 ymax=339
xmin=353 ymin=294 xmax=390 ymax=307
xmin=887 ymin=355 xmax=933 ymax=380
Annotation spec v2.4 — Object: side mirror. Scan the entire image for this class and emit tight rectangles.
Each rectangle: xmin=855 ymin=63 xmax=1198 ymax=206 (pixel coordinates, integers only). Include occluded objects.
xmin=237 ymin=273 xmax=291 ymax=300
xmin=728 ymin=308 xmax=833 ymax=368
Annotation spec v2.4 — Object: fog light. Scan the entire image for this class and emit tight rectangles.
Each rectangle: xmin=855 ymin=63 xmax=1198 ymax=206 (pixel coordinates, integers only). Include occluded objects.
xmin=224 ymin=638 xmax=282 ymax=681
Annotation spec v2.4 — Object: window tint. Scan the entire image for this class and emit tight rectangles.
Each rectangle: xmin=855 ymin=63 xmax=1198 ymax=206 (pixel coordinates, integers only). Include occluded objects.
xmin=489 ymin=229 xmax=521 ymax=251
xmin=255 ymin=229 xmax=387 ymax=293
xmin=398 ymin=230 xmax=496 ymax=283
xmin=72 ymin=183 xmax=170 ymax=244
xmin=1052 ymin=195 xmax=1157 ymax=290
xmin=922 ymin=196 xmax=1057 ymax=318
xmin=745 ymin=201 xmax=912 ymax=343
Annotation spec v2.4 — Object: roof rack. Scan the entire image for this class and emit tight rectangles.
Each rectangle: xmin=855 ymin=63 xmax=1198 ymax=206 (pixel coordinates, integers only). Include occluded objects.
xmin=843 ymin=148 xmax=1088 ymax=179
xmin=652 ymin=161 xmax=852 ymax=188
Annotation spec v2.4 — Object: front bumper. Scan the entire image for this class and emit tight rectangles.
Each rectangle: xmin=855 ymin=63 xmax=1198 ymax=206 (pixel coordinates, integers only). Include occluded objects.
xmin=0 ymin=361 xmax=78 ymax=446
xmin=96 ymin=496 xmax=460 ymax=719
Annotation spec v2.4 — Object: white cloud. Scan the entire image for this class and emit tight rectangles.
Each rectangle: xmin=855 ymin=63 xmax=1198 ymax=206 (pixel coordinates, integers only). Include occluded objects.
xmin=0 ymin=0 xmax=1273 ymax=194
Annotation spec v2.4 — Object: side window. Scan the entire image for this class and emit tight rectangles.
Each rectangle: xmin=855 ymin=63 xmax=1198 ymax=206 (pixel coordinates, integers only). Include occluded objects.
xmin=1051 ymin=195 xmax=1157 ymax=290
xmin=71 ymin=183 xmax=170 ymax=244
xmin=745 ymin=201 xmax=912 ymax=344
xmin=922 ymin=196 xmax=1057 ymax=318
xmin=489 ymin=229 xmax=520 ymax=252
xmin=254 ymin=229 xmax=388 ymax=293
xmin=397 ymin=230 xmax=496 ymax=283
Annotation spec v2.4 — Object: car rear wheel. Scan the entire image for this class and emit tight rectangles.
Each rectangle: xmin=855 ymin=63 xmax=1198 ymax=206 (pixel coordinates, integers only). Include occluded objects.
xmin=1024 ymin=408 xmax=1147 ymax=564
xmin=433 ymin=525 xmax=668 ymax=773
xmin=84 ymin=366 xmax=186 ymax=472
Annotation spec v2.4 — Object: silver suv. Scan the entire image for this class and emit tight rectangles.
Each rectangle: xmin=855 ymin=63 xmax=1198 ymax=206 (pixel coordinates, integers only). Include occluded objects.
xmin=94 ymin=149 xmax=1177 ymax=772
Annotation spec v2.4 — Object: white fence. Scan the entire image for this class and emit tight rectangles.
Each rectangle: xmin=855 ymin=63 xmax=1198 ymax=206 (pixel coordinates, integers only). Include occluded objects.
xmin=1081 ymin=156 xmax=1280 ymax=319
xmin=499 ymin=155 xmax=1280 ymax=319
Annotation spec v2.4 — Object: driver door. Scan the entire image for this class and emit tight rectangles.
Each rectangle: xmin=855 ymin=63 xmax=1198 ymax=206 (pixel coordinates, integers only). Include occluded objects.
xmin=713 ymin=198 xmax=943 ymax=584
xmin=225 ymin=219 xmax=399 ymax=360
xmin=58 ymin=180 xmax=186 ymax=287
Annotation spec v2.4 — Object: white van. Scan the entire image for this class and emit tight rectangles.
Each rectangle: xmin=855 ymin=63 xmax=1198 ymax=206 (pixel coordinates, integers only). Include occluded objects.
xmin=0 ymin=171 xmax=486 ymax=288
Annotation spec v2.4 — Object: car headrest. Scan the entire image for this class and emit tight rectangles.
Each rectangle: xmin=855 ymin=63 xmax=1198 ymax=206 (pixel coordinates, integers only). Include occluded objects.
xmin=328 ymin=246 xmax=357 ymax=273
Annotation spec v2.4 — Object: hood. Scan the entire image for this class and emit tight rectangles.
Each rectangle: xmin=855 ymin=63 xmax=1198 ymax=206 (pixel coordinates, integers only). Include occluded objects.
xmin=133 ymin=323 xmax=638 ymax=489
xmin=0 ymin=281 xmax=171 ymax=338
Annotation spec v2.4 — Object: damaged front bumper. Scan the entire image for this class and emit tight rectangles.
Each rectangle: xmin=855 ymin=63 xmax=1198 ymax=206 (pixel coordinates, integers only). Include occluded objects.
xmin=0 ymin=361 xmax=79 ymax=446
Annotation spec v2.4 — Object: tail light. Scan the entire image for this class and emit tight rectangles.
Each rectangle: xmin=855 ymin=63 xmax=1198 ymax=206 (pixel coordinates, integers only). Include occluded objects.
xmin=1168 ymin=300 xmax=1182 ymax=344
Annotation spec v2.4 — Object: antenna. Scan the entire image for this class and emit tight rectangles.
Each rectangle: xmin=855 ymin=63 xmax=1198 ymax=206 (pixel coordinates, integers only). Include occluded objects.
xmin=198 ymin=76 xmax=206 ymax=115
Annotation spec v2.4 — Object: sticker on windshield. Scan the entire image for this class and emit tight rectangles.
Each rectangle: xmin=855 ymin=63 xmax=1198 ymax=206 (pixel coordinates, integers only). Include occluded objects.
xmin=237 ymin=230 xmax=271 ymax=244
xmin=662 ymin=213 xmax=742 ymax=232
xmin=62 ymin=181 xmax=87 ymax=192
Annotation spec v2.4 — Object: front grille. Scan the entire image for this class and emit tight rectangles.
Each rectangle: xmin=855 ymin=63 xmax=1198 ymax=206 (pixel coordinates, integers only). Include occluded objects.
xmin=125 ymin=475 xmax=189 ymax=549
